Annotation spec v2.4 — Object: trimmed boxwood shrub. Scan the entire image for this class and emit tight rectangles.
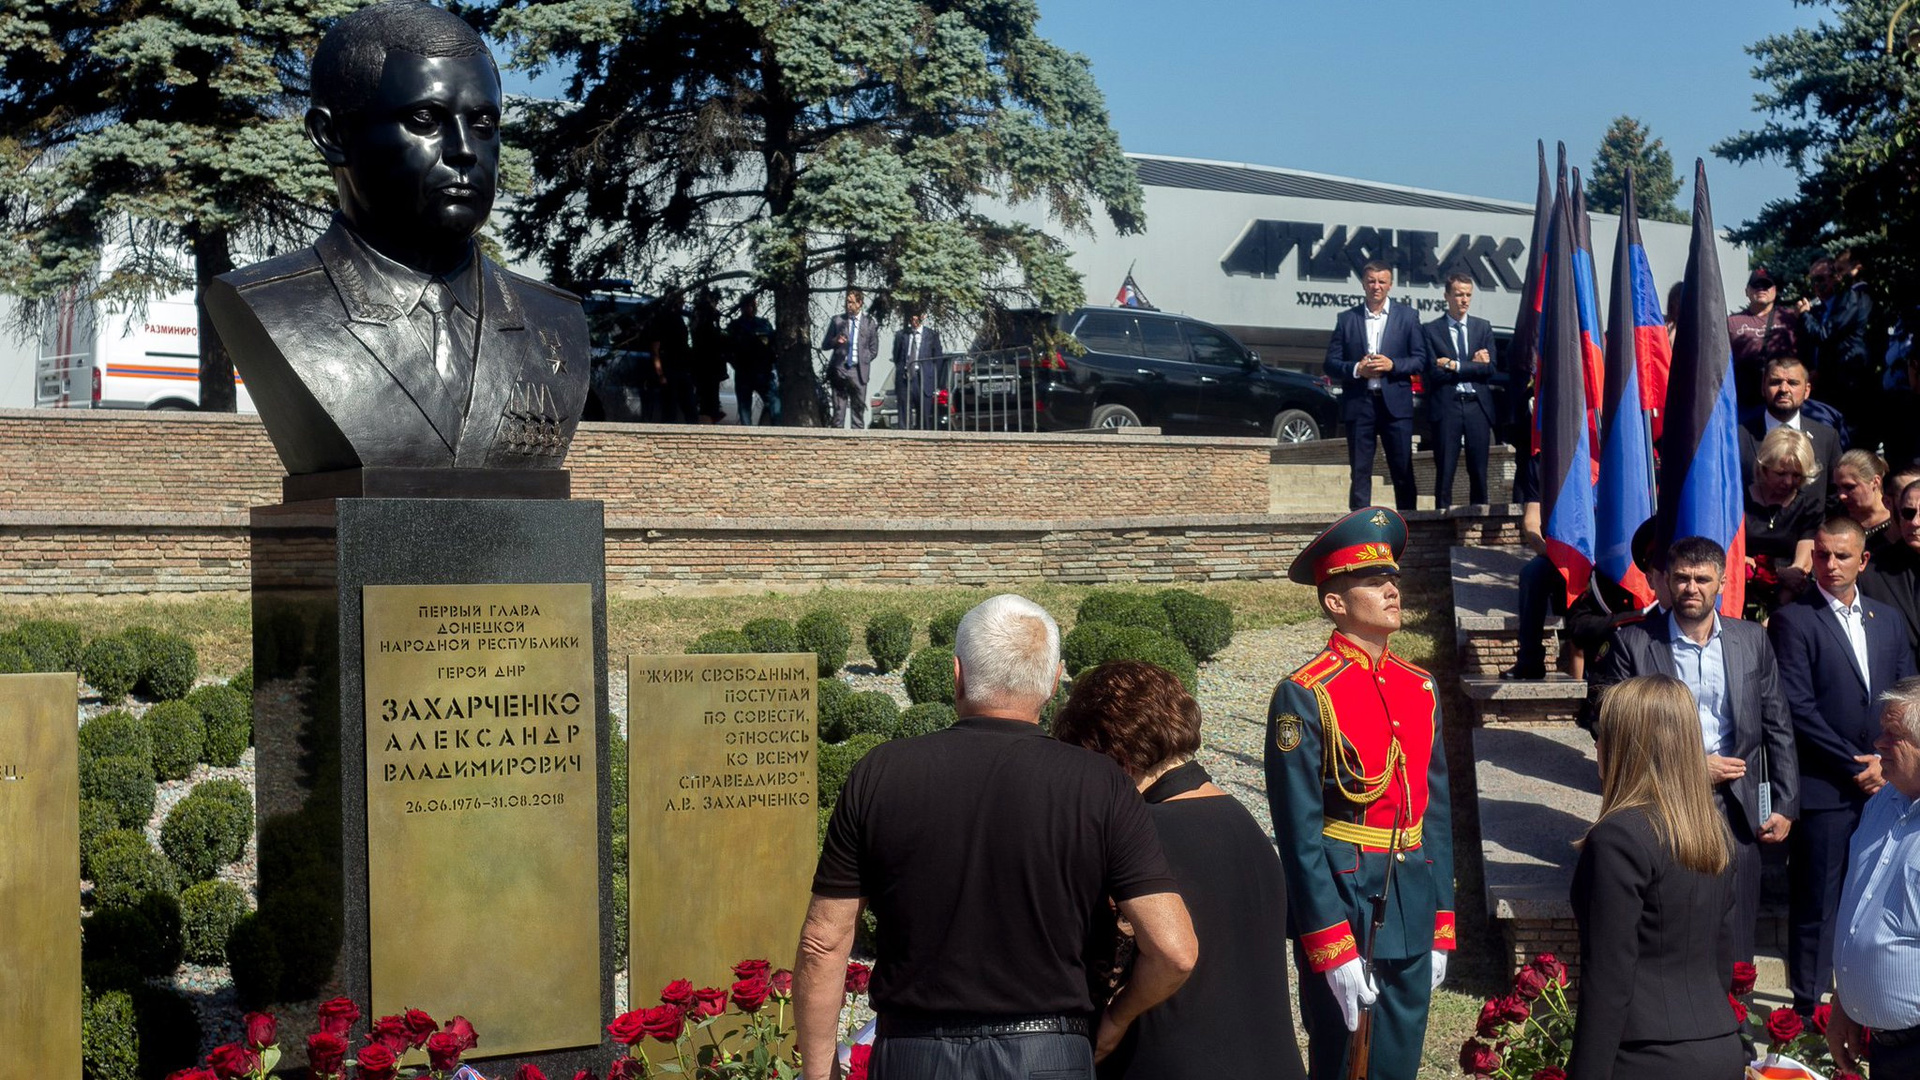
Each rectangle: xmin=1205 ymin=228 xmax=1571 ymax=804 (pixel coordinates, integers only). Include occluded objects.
xmin=143 ymin=700 xmax=204 ymax=782
xmin=864 ymin=611 xmax=913 ymax=674
xmin=902 ymin=646 xmax=957 ymax=705
xmin=1061 ymin=622 xmax=1118 ymax=676
xmin=78 ymin=710 xmax=153 ymax=774
xmin=160 ymin=795 xmax=251 ymax=882
xmin=186 ymin=684 xmax=250 ymax=766
xmin=816 ymin=678 xmax=854 ymax=742
xmin=188 ymin=778 xmax=253 ymax=832
xmin=82 ymin=989 xmax=140 ymax=1080
xmin=795 ymin=610 xmax=851 ymax=676
xmin=139 ymin=634 xmax=198 ymax=701
xmin=1076 ymin=591 xmax=1173 ymax=635
xmin=1102 ymin=628 xmax=1199 ymax=692
xmin=180 ymin=879 xmax=248 ymax=965
xmin=741 ymin=617 xmax=798 ymax=654
xmin=818 ymin=732 xmax=887 ymax=806
xmin=928 ymin=605 xmax=969 ymax=647
xmin=79 ymin=798 xmax=120 ymax=879
xmin=81 ymin=636 xmax=142 ymax=705
xmin=893 ymin=701 xmax=956 ymax=739
xmin=90 ymin=833 xmax=178 ymax=909
xmin=1159 ymin=589 xmax=1234 ymax=662
xmin=228 ymin=665 xmax=254 ymax=699
xmin=0 ymin=639 xmax=31 ymax=673
xmin=841 ymin=691 xmax=899 ymax=739
xmin=224 ymin=912 xmax=283 ymax=1010
xmin=83 ymin=890 xmax=183 ymax=980
xmin=5 ymin=618 xmax=85 ymax=672
xmin=80 ymin=756 xmax=157 ymax=830
xmin=687 ymin=629 xmax=752 ymax=654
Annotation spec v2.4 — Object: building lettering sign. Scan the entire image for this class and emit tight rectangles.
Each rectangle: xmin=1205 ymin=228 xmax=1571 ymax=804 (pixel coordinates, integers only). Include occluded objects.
xmin=1221 ymin=219 xmax=1528 ymax=293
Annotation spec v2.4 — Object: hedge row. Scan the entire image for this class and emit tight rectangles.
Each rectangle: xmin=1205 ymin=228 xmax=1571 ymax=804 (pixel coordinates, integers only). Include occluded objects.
xmin=687 ymin=609 xmax=853 ymax=677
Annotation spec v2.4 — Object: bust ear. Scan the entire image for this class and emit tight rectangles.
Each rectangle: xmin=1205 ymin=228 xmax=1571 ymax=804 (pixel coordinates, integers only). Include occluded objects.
xmin=306 ymin=106 xmax=349 ymax=167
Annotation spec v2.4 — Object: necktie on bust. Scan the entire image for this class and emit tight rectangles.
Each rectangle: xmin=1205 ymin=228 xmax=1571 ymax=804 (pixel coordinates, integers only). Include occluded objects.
xmin=420 ymin=280 xmax=472 ymax=409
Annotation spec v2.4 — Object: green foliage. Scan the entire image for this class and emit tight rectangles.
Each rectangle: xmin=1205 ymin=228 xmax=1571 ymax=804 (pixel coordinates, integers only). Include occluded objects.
xmin=119 ymin=627 xmax=165 ymax=668
xmin=841 ymin=690 xmax=900 ymax=739
xmin=893 ymin=701 xmax=956 ymax=739
xmin=90 ymin=833 xmax=178 ymax=910
xmin=1039 ymin=686 xmax=1070 ymax=735
xmin=224 ymin=912 xmax=283 ymax=1011
xmin=81 ymin=636 xmax=142 ymax=705
xmin=180 ymin=879 xmax=248 ymax=966
xmin=864 ymin=611 xmax=914 ymax=674
xmin=2 ymin=619 xmax=85 ymax=672
xmin=1158 ymin=589 xmax=1235 ymax=662
xmin=187 ymin=778 xmax=253 ymax=834
xmin=612 ymin=866 xmax=629 ymax=968
xmin=687 ymin=628 xmax=753 ymax=654
xmin=1100 ymin=628 xmax=1199 ymax=692
xmin=1076 ymin=591 xmax=1173 ymax=635
xmin=1061 ymin=622 xmax=1118 ymax=676
xmin=817 ymin=678 xmax=855 ymax=742
xmin=903 ymin=646 xmax=957 ymax=705
xmin=83 ymin=890 xmax=183 ymax=981
xmin=82 ymin=989 xmax=139 ymax=1080
xmin=160 ymin=795 xmax=250 ymax=882
xmin=80 ymin=755 xmax=157 ymax=830
xmin=186 ymin=684 xmax=250 ymax=766
xmin=143 ymin=700 xmax=204 ymax=781
xmin=741 ymin=617 xmax=799 ymax=654
xmin=228 ymin=665 xmax=253 ymax=699
xmin=928 ymin=606 xmax=969 ymax=647
xmin=78 ymin=709 xmax=153 ymax=774
xmin=608 ymin=720 xmax=629 ymax=811
xmin=0 ymin=639 xmax=30 ymax=673
xmin=795 ymin=609 xmax=852 ymax=676
xmin=818 ymin=732 xmax=888 ymax=806
xmin=132 ymin=984 xmax=203 ymax=1080
xmin=139 ymin=634 xmax=198 ymax=701
xmin=1587 ymin=116 xmax=1687 ymax=224
xmin=79 ymin=798 xmax=121 ymax=879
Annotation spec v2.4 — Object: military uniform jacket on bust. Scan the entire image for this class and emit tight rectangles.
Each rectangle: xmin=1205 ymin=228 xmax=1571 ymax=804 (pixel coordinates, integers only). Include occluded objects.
xmin=1265 ymin=630 xmax=1455 ymax=973
xmin=206 ymin=217 xmax=590 ymax=475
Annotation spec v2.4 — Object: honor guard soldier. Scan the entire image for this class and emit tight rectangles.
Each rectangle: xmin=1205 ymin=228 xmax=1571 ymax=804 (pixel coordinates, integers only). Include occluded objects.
xmin=1266 ymin=507 xmax=1454 ymax=1080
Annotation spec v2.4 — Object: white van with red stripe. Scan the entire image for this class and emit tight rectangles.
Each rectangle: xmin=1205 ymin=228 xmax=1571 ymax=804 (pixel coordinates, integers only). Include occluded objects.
xmin=38 ymin=285 xmax=252 ymax=411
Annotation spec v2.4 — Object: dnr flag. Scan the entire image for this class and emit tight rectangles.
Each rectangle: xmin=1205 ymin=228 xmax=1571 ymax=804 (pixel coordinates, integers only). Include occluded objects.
xmin=1655 ymin=160 xmax=1745 ymax=617
xmin=1512 ymin=141 xmax=1550 ymax=432
xmin=1596 ymin=167 xmax=1660 ymax=610
xmin=1571 ymin=170 xmax=1607 ymax=470
xmin=1115 ymin=272 xmax=1153 ymax=310
xmin=1536 ymin=152 xmax=1596 ymax=607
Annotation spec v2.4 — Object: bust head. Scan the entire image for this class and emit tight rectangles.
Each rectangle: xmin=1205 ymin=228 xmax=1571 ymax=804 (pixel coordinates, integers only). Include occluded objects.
xmin=306 ymin=1 xmax=502 ymax=275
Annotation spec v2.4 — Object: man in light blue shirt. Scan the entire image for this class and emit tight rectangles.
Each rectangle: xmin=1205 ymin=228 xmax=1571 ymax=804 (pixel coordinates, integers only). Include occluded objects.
xmin=1826 ymin=676 xmax=1920 ymax=1076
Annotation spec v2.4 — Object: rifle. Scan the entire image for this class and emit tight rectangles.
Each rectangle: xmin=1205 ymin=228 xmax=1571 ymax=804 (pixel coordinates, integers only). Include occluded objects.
xmin=1344 ymin=801 xmax=1407 ymax=1080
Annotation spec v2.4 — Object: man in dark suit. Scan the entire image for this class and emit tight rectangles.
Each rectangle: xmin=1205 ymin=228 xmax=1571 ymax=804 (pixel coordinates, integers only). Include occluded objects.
xmin=1739 ymin=356 xmax=1842 ymax=506
xmin=205 ymin=1 xmax=589 ymax=475
xmin=1422 ymin=272 xmax=1497 ymax=509
xmin=1770 ymin=517 xmax=1917 ymax=1013
xmin=1586 ymin=535 xmax=1800 ymax=963
xmin=1324 ymin=261 xmax=1427 ymax=511
xmin=818 ymin=288 xmax=880 ymax=429
xmin=891 ymin=311 xmax=944 ymax=430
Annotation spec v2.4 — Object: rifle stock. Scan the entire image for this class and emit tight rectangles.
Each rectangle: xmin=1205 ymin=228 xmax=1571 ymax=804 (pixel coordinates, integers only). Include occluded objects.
xmin=1344 ymin=1005 xmax=1374 ymax=1080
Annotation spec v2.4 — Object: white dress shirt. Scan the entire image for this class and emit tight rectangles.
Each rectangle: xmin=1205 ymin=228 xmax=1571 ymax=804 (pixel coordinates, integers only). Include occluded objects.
xmin=1357 ymin=304 xmax=1389 ymax=389
xmin=1817 ymin=583 xmax=1872 ymax=685
xmin=1763 ymin=410 xmax=1805 ymax=434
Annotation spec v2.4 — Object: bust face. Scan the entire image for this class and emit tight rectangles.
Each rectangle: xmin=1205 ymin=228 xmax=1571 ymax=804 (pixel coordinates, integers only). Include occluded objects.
xmin=334 ymin=51 xmax=501 ymax=271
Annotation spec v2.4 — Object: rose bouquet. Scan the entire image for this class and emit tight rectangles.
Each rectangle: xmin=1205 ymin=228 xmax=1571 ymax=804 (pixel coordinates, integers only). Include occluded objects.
xmin=593 ymin=957 xmax=839 ymax=1079
xmin=162 ymin=1011 xmax=284 ymax=1080
xmin=1457 ymin=953 xmax=1574 ymax=1079
xmin=1729 ymin=963 xmax=1864 ymax=1079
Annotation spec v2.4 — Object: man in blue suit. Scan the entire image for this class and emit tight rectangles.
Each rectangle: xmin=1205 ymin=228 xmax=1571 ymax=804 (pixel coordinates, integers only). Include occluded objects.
xmin=1769 ymin=516 xmax=1916 ymax=1014
xmin=1422 ymin=272 xmax=1498 ymax=509
xmin=1325 ymin=262 xmax=1427 ymax=510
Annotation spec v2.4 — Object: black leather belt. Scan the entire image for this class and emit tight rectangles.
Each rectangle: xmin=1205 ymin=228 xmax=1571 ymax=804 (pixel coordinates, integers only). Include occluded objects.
xmin=1875 ymin=1022 xmax=1920 ymax=1048
xmin=877 ymin=1014 xmax=1090 ymax=1039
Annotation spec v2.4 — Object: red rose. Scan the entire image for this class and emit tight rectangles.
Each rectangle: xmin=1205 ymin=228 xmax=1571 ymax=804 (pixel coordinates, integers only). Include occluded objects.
xmin=1837 ymin=1073 xmax=1865 ymax=1080
xmin=845 ymin=961 xmax=872 ymax=995
xmin=1458 ymin=1038 xmax=1501 ymax=1076
xmin=639 ymin=1004 xmax=685 ymax=1043
xmin=607 ymin=1010 xmax=647 ymax=1045
xmin=1531 ymin=1070 xmax=1567 ymax=1080
xmin=770 ymin=969 xmax=794 ymax=998
xmin=847 ymin=1044 xmax=872 ymax=1080
xmin=731 ymin=973 xmax=772 ymax=1013
xmin=1514 ymin=966 xmax=1548 ymax=1000
xmin=1729 ymin=993 xmax=1748 ymax=1024
xmin=355 ymin=1043 xmax=398 ymax=1080
xmin=308 ymin=1032 xmax=348 ymax=1077
xmin=316 ymin=997 xmax=361 ymax=1038
xmin=661 ymin=979 xmax=697 ymax=1010
xmin=1766 ymin=1007 xmax=1804 ymax=1047
xmin=427 ymin=1031 xmax=465 ymax=1073
xmin=1812 ymin=1003 xmax=1832 ymax=1035
xmin=1528 ymin=953 xmax=1569 ymax=986
xmin=571 ymin=1071 xmax=599 ymax=1080
xmin=206 ymin=1043 xmax=259 ymax=1079
xmin=243 ymin=1011 xmax=276 ymax=1050
xmin=732 ymin=958 xmax=772 ymax=980
xmin=607 ymin=1059 xmax=644 ymax=1080
xmin=404 ymin=1008 xmax=437 ymax=1049
xmin=1495 ymin=993 xmax=1531 ymax=1025
xmin=369 ymin=1014 xmax=411 ymax=1055
xmin=443 ymin=1016 xmax=478 ymax=1053
xmin=1475 ymin=999 xmax=1504 ymax=1039
xmin=166 ymin=1070 xmax=220 ymax=1080
xmin=1731 ymin=961 xmax=1758 ymax=996
xmin=692 ymin=987 xmax=728 ymax=1020
xmin=514 ymin=1067 xmax=549 ymax=1080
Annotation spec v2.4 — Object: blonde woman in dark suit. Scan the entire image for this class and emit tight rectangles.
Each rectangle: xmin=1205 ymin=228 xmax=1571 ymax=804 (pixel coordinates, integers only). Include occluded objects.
xmin=1569 ymin=675 xmax=1745 ymax=1079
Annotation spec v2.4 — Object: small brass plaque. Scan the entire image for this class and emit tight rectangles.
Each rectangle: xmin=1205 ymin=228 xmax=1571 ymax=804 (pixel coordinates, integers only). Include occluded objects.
xmin=363 ymin=584 xmax=599 ymax=1058
xmin=0 ymin=673 xmax=81 ymax=1077
xmin=628 ymin=655 xmax=816 ymax=998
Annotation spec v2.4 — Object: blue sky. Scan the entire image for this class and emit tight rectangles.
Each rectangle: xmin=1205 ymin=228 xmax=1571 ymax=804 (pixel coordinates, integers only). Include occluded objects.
xmin=506 ymin=0 xmax=1826 ymax=229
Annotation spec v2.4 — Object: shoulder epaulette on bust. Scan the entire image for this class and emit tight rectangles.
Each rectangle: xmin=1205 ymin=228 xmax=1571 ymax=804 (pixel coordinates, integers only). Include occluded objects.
xmin=1288 ymin=649 xmax=1345 ymax=689
xmin=224 ymin=247 xmax=322 ymax=290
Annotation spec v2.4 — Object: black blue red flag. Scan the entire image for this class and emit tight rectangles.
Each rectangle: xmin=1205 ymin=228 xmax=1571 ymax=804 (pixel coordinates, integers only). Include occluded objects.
xmin=1513 ymin=141 xmax=1549 ymax=442
xmin=1596 ymin=167 xmax=1662 ymax=609
xmin=1655 ymin=160 xmax=1745 ymax=616
xmin=1535 ymin=149 xmax=1596 ymax=607
xmin=1570 ymin=171 xmax=1607 ymax=470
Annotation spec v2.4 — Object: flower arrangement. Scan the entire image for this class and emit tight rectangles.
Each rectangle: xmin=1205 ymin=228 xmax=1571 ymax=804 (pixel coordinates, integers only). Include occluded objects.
xmin=162 ymin=1003 xmax=482 ymax=1080
xmin=1729 ymin=962 xmax=1864 ymax=1079
xmin=1457 ymin=953 xmax=1573 ymax=1079
xmin=592 ymin=958 xmax=870 ymax=1079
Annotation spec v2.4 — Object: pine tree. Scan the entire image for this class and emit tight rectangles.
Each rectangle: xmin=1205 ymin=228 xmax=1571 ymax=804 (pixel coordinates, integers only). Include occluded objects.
xmin=488 ymin=0 xmax=1144 ymax=423
xmin=1588 ymin=116 xmax=1687 ymax=224
xmin=0 ymin=0 xmax=359 ymax=410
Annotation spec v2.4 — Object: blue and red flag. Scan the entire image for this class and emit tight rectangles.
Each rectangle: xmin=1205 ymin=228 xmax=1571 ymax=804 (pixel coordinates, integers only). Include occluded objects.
xmin=1596 ymin=167 xmax=1661 ymax=610
xmin=1655 ymin=160 xmax=1745 ymax=617
xmin=1535 ymin=152 xmax=1596 ymax=608
xmin=1570 ymin=171 xmax=1607 ymax=474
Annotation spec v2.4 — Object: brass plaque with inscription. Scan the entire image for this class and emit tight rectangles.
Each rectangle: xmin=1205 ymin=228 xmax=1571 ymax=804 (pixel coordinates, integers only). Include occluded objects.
xmin=363 ymin=584 xmax=599 ymax=1058
xmin=628 ymin=655 xmax=816 ymax=998
xmin=0 ymin=673 xmax=81 ymax=1077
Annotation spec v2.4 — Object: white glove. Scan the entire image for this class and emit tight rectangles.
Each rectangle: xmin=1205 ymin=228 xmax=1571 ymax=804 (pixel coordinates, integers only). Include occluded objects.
xmin=1431 ymin=949 xmax=1448 ymax=990
xmin=1326 ymin=958 xmax=1379 ymax=1032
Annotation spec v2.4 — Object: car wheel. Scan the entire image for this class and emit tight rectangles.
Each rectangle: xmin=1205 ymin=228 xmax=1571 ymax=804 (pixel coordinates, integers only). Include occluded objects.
xmin=1091 ymin=403 xmax=1141 ymax=429
xmin=1271 ymin=409 xmax=1320 ymax=443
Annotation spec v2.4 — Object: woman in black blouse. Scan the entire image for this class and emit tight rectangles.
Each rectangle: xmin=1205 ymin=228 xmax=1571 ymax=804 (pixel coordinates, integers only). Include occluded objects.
xmin=1744 ymin=426 xmax=1822 ymax=618
xmin=1054 ymin=661 xmax=1306 ymax=1080
xmin=1569 ymin=675 xmax=1743 ymax=1079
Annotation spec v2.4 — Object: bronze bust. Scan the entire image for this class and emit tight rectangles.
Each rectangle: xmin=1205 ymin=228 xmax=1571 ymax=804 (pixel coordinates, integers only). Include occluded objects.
xmin=207 ymin=0 xmax=588 ymax=475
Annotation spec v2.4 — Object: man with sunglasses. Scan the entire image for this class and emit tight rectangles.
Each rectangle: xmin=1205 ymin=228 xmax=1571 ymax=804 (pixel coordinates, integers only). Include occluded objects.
xmin=1862 ymin=480 xmax=1920 ymax=666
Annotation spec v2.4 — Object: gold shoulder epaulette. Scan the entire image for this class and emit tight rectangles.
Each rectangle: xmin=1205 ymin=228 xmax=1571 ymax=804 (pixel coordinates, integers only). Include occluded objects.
xmin=1289 ymin=650 xmax=1344 ymax=689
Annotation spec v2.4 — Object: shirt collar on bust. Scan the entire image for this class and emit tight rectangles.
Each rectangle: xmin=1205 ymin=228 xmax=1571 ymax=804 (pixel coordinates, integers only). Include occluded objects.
xmin=347 ymin=229 xmax=480 ymax=317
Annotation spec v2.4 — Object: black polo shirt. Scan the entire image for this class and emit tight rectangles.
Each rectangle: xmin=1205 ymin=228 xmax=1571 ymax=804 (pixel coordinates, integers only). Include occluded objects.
xmin=813 ymin=716 xmax=1175 ymax=1019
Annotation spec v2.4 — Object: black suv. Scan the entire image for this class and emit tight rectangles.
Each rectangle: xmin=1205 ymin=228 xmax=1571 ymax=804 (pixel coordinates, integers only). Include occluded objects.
xmin=985 ymin=307 xmax=1338 ymax=441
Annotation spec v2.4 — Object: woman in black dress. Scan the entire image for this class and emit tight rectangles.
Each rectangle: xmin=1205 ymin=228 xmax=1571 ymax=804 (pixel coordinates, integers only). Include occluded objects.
xmin=1744 ymin=426 xmax=1822 ymax=618
xmin=1054 ymin=660 xmax=1306 ymax=1080
xmin=1833 ymin=449 xmax=1898 ymax=561
xmin=1568 ymin=675 xmax=1744 ymax=1079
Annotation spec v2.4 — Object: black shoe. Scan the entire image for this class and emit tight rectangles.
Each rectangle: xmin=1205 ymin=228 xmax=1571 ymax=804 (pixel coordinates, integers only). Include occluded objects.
xmin=1500 ymin=664 xmax=1546 ymax=680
